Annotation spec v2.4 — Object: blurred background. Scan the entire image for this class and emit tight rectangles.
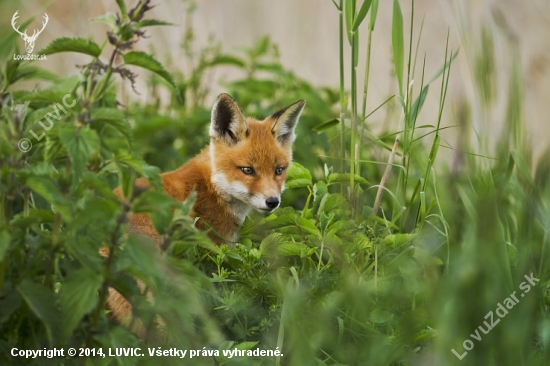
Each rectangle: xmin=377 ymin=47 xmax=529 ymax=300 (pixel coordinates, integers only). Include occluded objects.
xmin=1 ymin=0 xmax=549 ymax=161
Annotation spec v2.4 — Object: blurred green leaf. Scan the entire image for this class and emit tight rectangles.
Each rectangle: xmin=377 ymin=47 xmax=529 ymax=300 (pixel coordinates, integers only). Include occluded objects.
xmin=327 ymin=173 xmax=369 ymax=185
xmin=123 ymin=51 xmax=176 ymax=89
xmin=59 ymin=127 xmax=100 ymax=181
xmin=39 ymin=37 xmax=102 ymax=57
xmin=0 ymin=230 xmax=10 ymax=261
xmin=409 ymin=85 xmax=429 ymax=127
xmin=352 ymin=0 xmax=373 ymax=31
xmin=369 ymin=0 xmax=380 ymax=31
xmin=92 ymin=12 xmax=118 ymax=28
xmin=91 ymin=107 xmax=131 ymax=138
xmin=208 ymin=55 xmax=246 ymax=68
xmin=370 ymin=307 xmax=392 ymax=323
xmin=278 ymin=242 xmax=310 ymax=257
xmin=17 ymin=281 xmax=60 ymax=343
xmin=345 ymin=0 xmax=354 ymax=45
xmin=17 ymin=90 xmax=67 ymax=104
xmin=392 ymin=0 xmax=404 ymax=96
xmin=26 ymin=177 xmax=73 ymax=221
xmin=115 ymin=0 xmax=128 ymax=17
xmin=60 ymin=268 xmax=103 ymax=338
xmin=137 ymin=19 xmax=173 ymax=28
xmin=313 ymin=118 xmax=340 ymax=133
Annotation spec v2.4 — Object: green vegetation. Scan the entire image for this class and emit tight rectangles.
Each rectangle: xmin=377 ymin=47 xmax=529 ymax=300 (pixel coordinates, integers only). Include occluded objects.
xmin=0 ymin=0 xmax=549 ymax=365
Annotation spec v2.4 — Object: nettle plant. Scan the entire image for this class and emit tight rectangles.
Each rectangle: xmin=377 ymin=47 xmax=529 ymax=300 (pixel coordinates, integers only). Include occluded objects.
xmin=0 ymin=0 xmax=223 ymax=359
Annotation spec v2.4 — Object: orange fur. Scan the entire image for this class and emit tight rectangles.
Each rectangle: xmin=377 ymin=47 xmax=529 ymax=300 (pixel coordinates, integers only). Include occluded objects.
xmin=106 ymin=94 xmax=305 ymax=337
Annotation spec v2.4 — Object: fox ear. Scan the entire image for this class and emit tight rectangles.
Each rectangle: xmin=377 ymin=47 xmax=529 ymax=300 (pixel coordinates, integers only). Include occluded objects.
xmin=210 ymin=93 xmax=248 ymax=145
xmin=270 ymin=100 xmax=306 ymax=146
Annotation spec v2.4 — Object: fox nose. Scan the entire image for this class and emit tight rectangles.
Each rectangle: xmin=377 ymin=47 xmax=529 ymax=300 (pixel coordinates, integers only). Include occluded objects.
xmin=265 ymin=197 xmax=280 ymax=209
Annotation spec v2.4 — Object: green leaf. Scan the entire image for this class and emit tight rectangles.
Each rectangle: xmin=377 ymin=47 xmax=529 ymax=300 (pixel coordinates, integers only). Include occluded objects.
xmin=392 ymin=0 xmax=404 ymax=96
xmin=278 ymin=242 xmax=310 ymax=257
xmin=123 ymin=51 xmax=176 ymax=89
xmin=0 ymin=230 xmax=10 ymax=261
xmin=91 ymin=107 xmax=131 ymax=138
xmin=370 ymin=307 xmax=392 ymax=323
xmin=137 ymin=19 xmax=173 ymax=28
xmin=8 ymin=65 xmax=59 ymax=85
xmin=115 ymin=150 xmax=145 ymax=174
xmin=26 ymin=177 xmax=73 ymax=221
xmin=17 ymin=90 xmax=66 ymax=104
xmin=352 ymin=0 xmax=373 ymax=31
xmin=286 ymin=162 xmax=312 ymax=189
xmin=427 ymin=50 xmax=459 ymax=85
xmin=39 ymin=37 xmax=102 ymax=57
xmin=115 ymin=0 xmax=128 ymax=17
xmin=313 ymin=118 xmax=340 ymax=133
xmin=409 ymin=85 xmax=429 ymax=127
xmin=236 ymin=341 xmax=259 ymax=351
xmin=369 ymin=0 xmax=380 ymax=31
xmin=17 ymin=280 xmax=60 ymax=343
xmin=249 ymin=36 xmax=270 ymax=58
xmin=60 ymin=268 xmax=103 ymax=337
xmin=327 ymin=173 xmax=369 ymax=186
xmin=92 ymin=12 xmax=118 ymax=29
xmin=90 ymin=107 xmax=125 ymax=120
xmin=259 ymin=233 xmax=284 ymax=255
xmin=59 ymin=127 xmax=100 ymax=181
xmin=381 ymin=234 xmax=415 ymax=248
xmin=0 ymin=292 xmax=21 ymax=323
xmin=296 ymin=217 xmax=321 ymax=238
xmin=267 ymin=213 xmax=299 ymax=229
xmin=132 ymin=191 xmax=178 ymax=234
xmin=208 ymin=55 xmax=246 ymax=68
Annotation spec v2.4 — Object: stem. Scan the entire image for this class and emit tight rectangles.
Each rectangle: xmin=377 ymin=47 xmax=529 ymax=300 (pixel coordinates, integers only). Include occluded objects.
xmin=317 ymin=239 xmax=325 ymax=271
xmin=372 ymin=136 xmax=400 ymax=216
xmin=372 ymin=102 xmax=406 ymax=216
xmin=275 ymin=278 xmax=293 ymax=366
xmin=374 ymin=244 xmax=378 ymax=290
xmin=45 ymin=213 xmax=62 ymax=289
xmin=358 ymin=27 xmax=373 ymax=177
xmin=338 ymin=0 xmax=346 ymax=175
xmin=350 ymin=33 xmax=358 ymax=216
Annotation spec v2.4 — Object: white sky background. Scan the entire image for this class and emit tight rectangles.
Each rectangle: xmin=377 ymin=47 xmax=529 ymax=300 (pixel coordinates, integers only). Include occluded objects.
xmin=2 ymin=0 xmax=550 ymax=160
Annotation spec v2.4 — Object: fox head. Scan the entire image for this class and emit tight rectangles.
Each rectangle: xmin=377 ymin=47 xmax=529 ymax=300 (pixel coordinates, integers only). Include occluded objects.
xmin=209 ymin=93 xmax=305 ymax=217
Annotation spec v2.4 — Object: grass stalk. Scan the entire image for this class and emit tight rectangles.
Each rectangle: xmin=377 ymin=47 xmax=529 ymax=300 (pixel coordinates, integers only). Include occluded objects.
xmin=338 ymin=0 xmax=346 ymax=176
xmin=357 ymin=11 xmax=374 ymax=177
xmin=349 ymin=1 xmax=358 ymax=212
xmin=372 ymin=102 xmax=406 ymax=216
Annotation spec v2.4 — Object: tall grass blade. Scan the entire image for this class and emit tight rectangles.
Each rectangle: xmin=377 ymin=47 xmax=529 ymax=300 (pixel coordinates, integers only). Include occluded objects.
xmin=392 ymin=0 xmax=404 ymax=97
xmin=352 ymin=0 xmax=373 ymax=31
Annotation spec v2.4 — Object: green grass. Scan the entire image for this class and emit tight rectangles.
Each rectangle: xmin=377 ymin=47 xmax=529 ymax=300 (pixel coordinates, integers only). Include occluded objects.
xmin=0 ymin=0 xmax=549 ymax=365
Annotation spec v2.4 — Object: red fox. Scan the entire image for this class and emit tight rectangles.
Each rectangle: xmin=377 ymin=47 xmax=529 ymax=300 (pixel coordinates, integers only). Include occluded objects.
xmin=107 ymin=93 xmax=305 ymax=337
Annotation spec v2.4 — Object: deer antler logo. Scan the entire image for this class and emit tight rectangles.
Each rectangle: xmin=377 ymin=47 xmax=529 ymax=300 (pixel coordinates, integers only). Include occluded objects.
xmin=11 ymin=11 xmax=49 ymax=54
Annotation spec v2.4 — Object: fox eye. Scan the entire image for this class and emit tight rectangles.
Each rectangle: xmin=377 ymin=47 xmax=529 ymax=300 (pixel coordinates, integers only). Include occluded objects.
xmin=275 ymin=167 xmax=284 ymax=176
xmin=241 ymin=167 xmax=255 ymax=175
